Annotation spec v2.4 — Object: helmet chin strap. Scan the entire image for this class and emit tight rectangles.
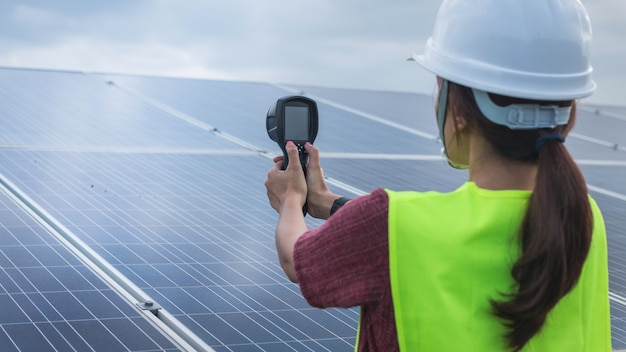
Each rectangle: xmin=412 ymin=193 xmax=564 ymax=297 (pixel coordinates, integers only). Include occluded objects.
xmin=437 ymin=79 xmax=469 ymax=169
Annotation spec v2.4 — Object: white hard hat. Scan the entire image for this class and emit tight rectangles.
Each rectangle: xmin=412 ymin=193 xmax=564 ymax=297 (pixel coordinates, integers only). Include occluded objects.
xmin=414 ymin=0 xmax=596 ymax=101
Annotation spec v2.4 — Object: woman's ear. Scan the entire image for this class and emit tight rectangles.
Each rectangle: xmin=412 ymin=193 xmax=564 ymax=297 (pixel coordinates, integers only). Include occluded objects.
xmin=453 ymin=114 xmax=468 ymax=132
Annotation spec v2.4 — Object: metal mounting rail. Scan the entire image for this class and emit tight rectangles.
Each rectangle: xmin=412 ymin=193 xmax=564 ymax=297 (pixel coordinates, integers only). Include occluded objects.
xmin=0 ymin=172 xmax=215 ymax=352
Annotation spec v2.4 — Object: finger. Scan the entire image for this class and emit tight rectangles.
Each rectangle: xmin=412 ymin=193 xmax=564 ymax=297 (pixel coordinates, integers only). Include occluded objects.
xmin=272 ymin=155 xmax=284 ymax=163
xmin=267 ymin=162 xmax=282 ymax=179
xmin=305 ymin=142 xmax=320 ymax=169
xmin=285 ymin=141 xmax=302 ymax=173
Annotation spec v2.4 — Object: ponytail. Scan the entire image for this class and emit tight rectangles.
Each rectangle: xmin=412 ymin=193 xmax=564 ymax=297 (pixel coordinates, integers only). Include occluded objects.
xmin=492 ymin=136 xmax=593 ymax=351
xmin=448 ymin=82 xmax=594 ymax=351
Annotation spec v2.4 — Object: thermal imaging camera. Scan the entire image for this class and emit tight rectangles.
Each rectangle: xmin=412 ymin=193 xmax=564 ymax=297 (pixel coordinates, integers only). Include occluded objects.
xmin=266 ymin=95 xmax=318 ymax=173
xmin=266 ymin=95 xmax=319 ymax=216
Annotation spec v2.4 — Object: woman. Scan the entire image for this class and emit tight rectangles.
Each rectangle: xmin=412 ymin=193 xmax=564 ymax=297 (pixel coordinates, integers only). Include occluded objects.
xmin=264 ymin=0 xmax=611 ymax=350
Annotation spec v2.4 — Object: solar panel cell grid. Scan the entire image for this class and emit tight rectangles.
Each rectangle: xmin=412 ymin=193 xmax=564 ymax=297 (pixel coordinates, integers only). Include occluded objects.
xmin=0 ymin=189 xmax=181 ymax=351
xmin=612 ymin=302 xmax=626 ymax=350
xmin=0 ymin=67 xmax=624 ymax=350
xmin=282 ymin=84 xmax=441 ymax=134
xmin=0 ymin=148 xmax=358 ymax=350
xmin=98 ymin=74 xmax=443 ymax=155
xmin=0 ymin=70 xmax=239 ymax=151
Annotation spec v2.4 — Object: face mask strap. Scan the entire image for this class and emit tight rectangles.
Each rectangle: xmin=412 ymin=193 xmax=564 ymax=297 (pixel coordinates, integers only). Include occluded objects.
xmin=437 ymin=79 xmax=468 ymax=169
xmin=436 ymin=79 xmax=449 ymax=145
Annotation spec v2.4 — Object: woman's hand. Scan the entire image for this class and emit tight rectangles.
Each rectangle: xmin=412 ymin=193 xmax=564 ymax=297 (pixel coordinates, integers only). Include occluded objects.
xmin=265 ymin=141 xmax=307 ymax=213
xmin=265 ymin=141 xmax=309 ymax=282
xmin=304 ymin=143 xmax=342 ymax=219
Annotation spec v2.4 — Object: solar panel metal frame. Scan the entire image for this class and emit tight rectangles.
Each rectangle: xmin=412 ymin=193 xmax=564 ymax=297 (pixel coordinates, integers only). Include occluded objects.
xmin=0 ymin=66 xmax=624 ymax=350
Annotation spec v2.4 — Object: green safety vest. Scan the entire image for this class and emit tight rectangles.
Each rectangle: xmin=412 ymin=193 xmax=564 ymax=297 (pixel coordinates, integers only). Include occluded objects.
xmin=380 ymin=182 xmax=611 ymax=351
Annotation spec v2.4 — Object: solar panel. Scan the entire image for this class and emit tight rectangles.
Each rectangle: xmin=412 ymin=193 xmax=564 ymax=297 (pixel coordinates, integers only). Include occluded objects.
xmin=0 ymin=66 xmax=625 ymax=350
xmin=0 ymin=177 xmax=182 ymax=351
xmin=0 ymin=149 xmax=357 ymax=351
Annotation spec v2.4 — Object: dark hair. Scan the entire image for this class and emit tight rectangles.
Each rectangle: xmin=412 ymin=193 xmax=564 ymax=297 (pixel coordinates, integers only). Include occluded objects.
xmin=447 ymin=82 xmax=593 ymax=351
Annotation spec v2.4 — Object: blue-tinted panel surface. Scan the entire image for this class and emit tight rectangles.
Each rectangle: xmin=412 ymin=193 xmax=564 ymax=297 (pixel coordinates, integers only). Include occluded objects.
xmin=0 ymin=68 xmax=239 ymax=150
xmin=0 ymin=67 xmax=624 ymax=350
xmin=100 ymin=74 xmax=442 ymax=155
xmin=0 ymin=188 xmax=179 ymax=351
xmin=575 ymin=106 xmax=626 ymax=148
xmin=322 ymin=158 xmax=467 ymax=193
xmin=582 ymin=165 xmax=626 ymax=194
xmin=612 ymin=301 xmax=626 ymax=350
xmin=100 ymin=74 xmax=288 ymax=152
xmin=285 ymin=84 xmax=440 ymax=134
xmin=0 ymin=149 xmax=357 ymax=351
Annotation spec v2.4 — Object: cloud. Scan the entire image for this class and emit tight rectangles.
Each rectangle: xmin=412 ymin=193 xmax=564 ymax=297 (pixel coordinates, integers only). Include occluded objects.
xmin=0 ymin=1 xmax=435 ymax=86
xmin=581 ymin=1 xmax=626 ymax=105
xmin=0 ymin=1 xmax=623 ymax=105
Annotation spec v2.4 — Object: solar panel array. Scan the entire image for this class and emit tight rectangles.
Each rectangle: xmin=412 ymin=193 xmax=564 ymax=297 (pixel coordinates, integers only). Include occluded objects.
xmin=0 ymin=183 xmax=182 ymax=352
xmin=0 ymin=67 xmax=624 ymax=351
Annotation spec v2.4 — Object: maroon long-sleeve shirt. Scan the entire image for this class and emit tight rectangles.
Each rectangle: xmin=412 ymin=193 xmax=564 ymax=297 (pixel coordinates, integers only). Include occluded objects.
xmin=294 ymin=189 xmax=399 ymax=351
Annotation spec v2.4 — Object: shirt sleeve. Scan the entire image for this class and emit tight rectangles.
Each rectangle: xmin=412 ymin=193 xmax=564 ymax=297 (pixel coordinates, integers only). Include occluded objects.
xmin=294 ymin=188 xmax=390 ymax=308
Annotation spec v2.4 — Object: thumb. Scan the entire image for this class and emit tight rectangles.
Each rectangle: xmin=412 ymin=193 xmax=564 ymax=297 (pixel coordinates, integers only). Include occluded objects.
xmin=305 ymin=142 xmax=320 ymax=170
xmin=285 ymin=141 xmax=302 ymax=173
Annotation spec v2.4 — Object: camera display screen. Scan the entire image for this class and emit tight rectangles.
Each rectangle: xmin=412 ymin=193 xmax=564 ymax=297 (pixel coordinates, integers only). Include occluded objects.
xmin=284 ymin=106 xmax=309 ymax=141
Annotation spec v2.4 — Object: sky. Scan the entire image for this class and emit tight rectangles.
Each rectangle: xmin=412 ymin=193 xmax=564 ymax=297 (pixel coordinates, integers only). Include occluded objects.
xmin=0 ymin=1 xmax=623 ymax=106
